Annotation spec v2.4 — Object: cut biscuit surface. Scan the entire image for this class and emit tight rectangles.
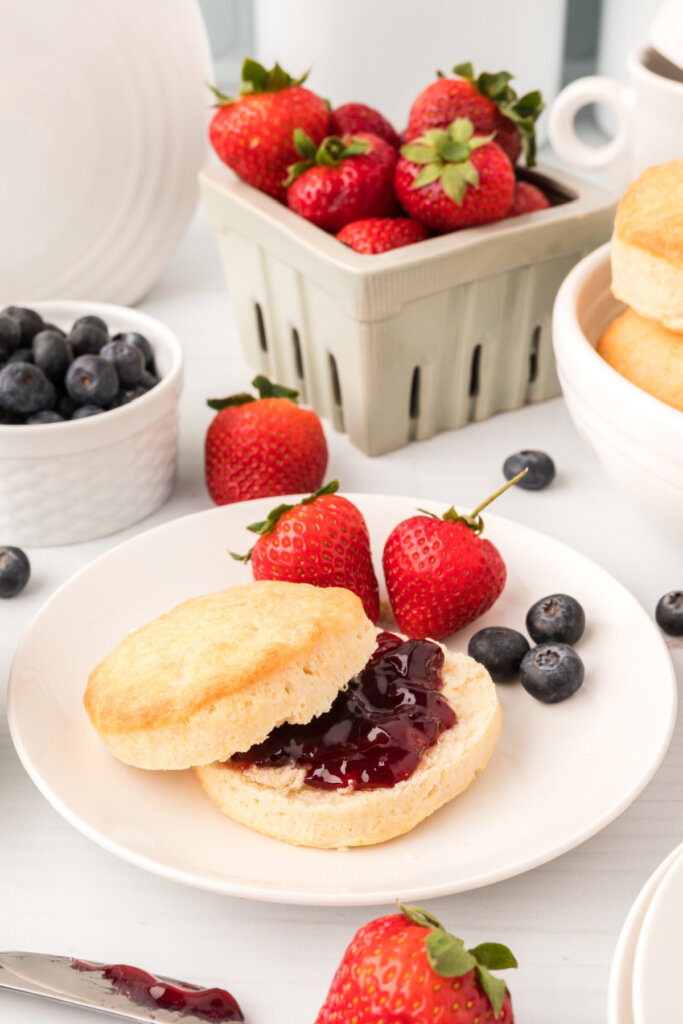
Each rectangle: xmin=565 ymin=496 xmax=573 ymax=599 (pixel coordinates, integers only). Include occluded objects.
xmin=194 ymin=644 xmax=502 ymax=848
xmin=84 ymin=581 xmax=377 ymax=770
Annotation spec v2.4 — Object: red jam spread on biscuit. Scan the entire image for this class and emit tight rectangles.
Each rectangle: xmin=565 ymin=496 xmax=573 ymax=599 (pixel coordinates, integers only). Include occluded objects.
xmin=231 ymin=631 xmax=456 ymax=790
xmin=71 ymin=960 xmax=243 ymax=1022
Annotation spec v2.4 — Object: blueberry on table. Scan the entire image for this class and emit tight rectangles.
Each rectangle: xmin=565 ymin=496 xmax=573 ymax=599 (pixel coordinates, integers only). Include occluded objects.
xmin=467 ymin=626 xmax=530 ymax=681
xmin=113 ymin=331 xmax=155 ymax=372
xmin=655 ymin=591 xmax=683 ymax=637
xmin=0 ymin=546 xmax=30 ymax=597
xmin=0 ymin=361 xmax=56 ymax=414
xmin=67 ymin=324 xmax=108 ymax=357
xmin=1 ymin=305 xmax=44 ymax=344
xmin=520 ymin=642 xmax=585 ymax=703
xmin=100 ymin=340 xmax=145 ymax=387
xmin=72 ymin=314 xmax=108 ymax=334
xmin=0 ymin=314 xmax=21 ymax=360
xmin=65 ymin=355 xmax=118 ymax=407
xmin=526 ymin=593 xmax=585 ymax=645
xmin=32 ymin=330 xmax=73 ymax=382
xmin=503 ymin=450 xmax=555 ymax=490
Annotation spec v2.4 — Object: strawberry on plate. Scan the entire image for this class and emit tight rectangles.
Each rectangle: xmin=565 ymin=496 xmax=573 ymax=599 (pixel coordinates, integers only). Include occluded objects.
xmin=382 ymin=472 xmax=525 ymax=639
xmin=316 ymin=902 xmax=517 ymax=1023
xmin=336 ymin=217 xmax=429 ymax=253
xmin=204 ymin=375 xmax=327 ymax=505
xmin=208 ymin=58 xmax=329 ymax=202
xmin=406 ymin=61 xmax=544 ymax=166
xmin=233 ymin=480 xmax=380 ymax=623
xmin=286 ymin=130 xmax=399 ymax=232
xmin=329 ymin=101 xmax=402 ymax=149
xmin=395 ymin=117 xmax=514 ymax=233
xmin=507 ymin=180 xmax=551 ymax=217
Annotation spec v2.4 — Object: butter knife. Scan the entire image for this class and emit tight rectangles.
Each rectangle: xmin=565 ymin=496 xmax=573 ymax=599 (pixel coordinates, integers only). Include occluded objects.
xmin=0 ymin=952 xmax=244 ymax=1022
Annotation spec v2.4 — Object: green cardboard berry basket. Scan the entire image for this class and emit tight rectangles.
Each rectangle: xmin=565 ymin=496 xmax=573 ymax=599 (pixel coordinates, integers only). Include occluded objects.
xmin=200 ymin=163 xmax=615 ymax=456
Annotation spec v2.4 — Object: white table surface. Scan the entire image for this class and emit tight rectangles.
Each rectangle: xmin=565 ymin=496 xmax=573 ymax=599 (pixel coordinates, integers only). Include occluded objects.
xmin=1 ymin=209 xmax=682 ymax=1024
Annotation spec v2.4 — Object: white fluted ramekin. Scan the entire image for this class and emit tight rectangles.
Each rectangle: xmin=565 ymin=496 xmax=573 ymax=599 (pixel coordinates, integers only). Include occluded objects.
xmin=0 ymin=300 xmax=183 ymax=545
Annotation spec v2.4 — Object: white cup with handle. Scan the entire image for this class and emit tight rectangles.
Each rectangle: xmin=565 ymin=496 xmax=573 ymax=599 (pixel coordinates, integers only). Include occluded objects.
xmin=548 ymin=45 xmax=683 ymax=192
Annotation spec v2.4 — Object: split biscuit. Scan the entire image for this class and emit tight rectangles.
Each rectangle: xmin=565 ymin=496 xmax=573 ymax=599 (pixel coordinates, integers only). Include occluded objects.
xmin=84 ymin=581 xmax=377 ymax=770
xmin=194 ymin=644 xmax=502 ymax=848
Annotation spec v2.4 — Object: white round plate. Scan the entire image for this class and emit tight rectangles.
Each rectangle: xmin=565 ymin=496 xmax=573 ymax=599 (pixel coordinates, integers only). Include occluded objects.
xmin=608 ymin=844 xmax=683 ymax=1024
xmin=7 ymin=494 xmax=677 ymax=906
xmin=632 ymin=844 xmax=683 ymax=1023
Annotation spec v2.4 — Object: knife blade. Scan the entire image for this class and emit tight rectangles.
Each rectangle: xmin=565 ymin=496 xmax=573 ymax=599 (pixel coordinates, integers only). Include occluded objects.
xmin=0 ymin=952 xmax=244 ymax=1022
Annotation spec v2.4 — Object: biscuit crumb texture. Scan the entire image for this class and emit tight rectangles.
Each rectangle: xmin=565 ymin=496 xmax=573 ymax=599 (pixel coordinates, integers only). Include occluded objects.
xmin=83 ymin=581 xmax=377 ymax=770
xmin=194 ymin=646 xmax=502 ymax=848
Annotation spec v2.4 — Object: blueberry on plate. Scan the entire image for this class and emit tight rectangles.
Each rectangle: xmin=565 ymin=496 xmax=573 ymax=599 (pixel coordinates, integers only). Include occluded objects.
xmin=0 ymin=313 xmax=21 ymax=360
xmin=0 ymin=361 xmax=56 ymax=414
xmin=655 ymin=591 xmax=683 ymax=637
xmin=467 ymin=626 xmax=530 ymax=681
xmin=100 ymin=340 xmax=145 ymax=387
xmin=0 ymin=545 xmax=30 ymax=598
xmin=67 ymin=324 xmax=108 ymax=357
xmin=32 ymin=330 xmax=73 ymax=382
xmin=503 ymin=450 xmax=556 ymax=490
xmin=526 ymin=593 xmax=585 ymax=645
xmin=113 ymin=331 xmax=155 ymax=372
xmin=65 ymin=355 xmax=118 ymax=407
xmin=520 ymin=643 xmax=584 ymax=703
xmin=72 ymin=314 xmax=108 ymax=335
xmin=1 ymin=305 xmax=44 ymax=344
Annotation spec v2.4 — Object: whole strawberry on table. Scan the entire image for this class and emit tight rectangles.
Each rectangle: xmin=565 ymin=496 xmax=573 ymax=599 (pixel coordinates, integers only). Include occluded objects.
xmin=204 ymin=375 xmax=327 ymax=505
xmin=316 ymin=903 xmax=517 ymax=1023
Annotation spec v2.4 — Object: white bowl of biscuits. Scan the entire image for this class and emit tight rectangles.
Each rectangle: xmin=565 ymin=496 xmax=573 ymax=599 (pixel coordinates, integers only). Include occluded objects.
xmin=552 ymin=161 xmax=683 ymax=529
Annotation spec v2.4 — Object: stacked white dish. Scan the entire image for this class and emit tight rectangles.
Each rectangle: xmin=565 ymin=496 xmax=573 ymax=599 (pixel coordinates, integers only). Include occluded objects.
xmin=609 ymin=841 xmax=683 ymax=1023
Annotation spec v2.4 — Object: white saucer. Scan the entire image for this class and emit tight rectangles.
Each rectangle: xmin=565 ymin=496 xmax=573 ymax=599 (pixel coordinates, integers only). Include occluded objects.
xmin=632 ymin=843 xmax=683 ymax=1023
xmin=7 ymin=494 xmax=677 ymax=905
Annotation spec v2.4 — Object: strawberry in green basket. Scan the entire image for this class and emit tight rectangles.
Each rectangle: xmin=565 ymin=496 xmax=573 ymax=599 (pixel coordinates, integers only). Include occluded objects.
xmin=315 ymin=903 xmax=517 ymax=1024
xmin=406 ymin=62 xmax=544 ymax=166
xmin=204 ymin=375 xmax=327 ymax=505
xmin=208 ymin=58 xmax=329 ymax=202
xmin=336 ymin=217 xmax=429 ymax=253
xmin=395 ymin=117 xmax=515 ymax=233
xmin=286 ymin=131 xmax=399 ymax=232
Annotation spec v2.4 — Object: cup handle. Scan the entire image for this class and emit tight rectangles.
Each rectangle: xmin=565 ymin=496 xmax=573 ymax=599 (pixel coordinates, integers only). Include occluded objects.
xmin=548 ymin=76 xmax=633 ymax=189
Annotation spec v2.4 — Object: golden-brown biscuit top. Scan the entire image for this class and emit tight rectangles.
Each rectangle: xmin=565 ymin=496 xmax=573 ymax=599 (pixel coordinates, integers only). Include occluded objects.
xmin=84 ymin=581 xmax=377 ymax=770
xmin=614 ymin=160 xmax=683 ymax=263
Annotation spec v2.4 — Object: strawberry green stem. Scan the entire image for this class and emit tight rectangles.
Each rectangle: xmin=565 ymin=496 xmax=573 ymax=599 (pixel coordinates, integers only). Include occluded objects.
xmin=469 ymin=467 xmax=527 ymax=518
xmin=229 ymin=480 xmax=340 ymax=563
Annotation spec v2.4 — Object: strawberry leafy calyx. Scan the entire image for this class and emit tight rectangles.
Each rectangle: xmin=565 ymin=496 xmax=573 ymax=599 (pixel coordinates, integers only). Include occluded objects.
xmin=207 ymin=375 xmax=299 ymax=411
xmin=285 ymin=130 xmax=372 ymax=185
xmin=229 ymin=480 xmax=339 ymax=563
xmin=452 ymin=61 xmax=545 ymax=167
xmin=398 ymin=903 xmax=517 ymax=1017
xmin=400 ymin=118 xmax=493 ymax=205
xmin=208 ymin=59 xmax=309 ymax=106
xmin=417 ymin=468 xmax=528 ymax=535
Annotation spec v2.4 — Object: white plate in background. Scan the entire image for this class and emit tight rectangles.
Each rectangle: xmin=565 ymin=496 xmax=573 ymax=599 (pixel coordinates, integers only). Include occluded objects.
xmin=632 ymin=844 xmax=683 ymax=1023
xmin=7 ymin=494 xmax=677 ymax=905
xmin=608 ymin=843 xmax=683 ymax=1024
